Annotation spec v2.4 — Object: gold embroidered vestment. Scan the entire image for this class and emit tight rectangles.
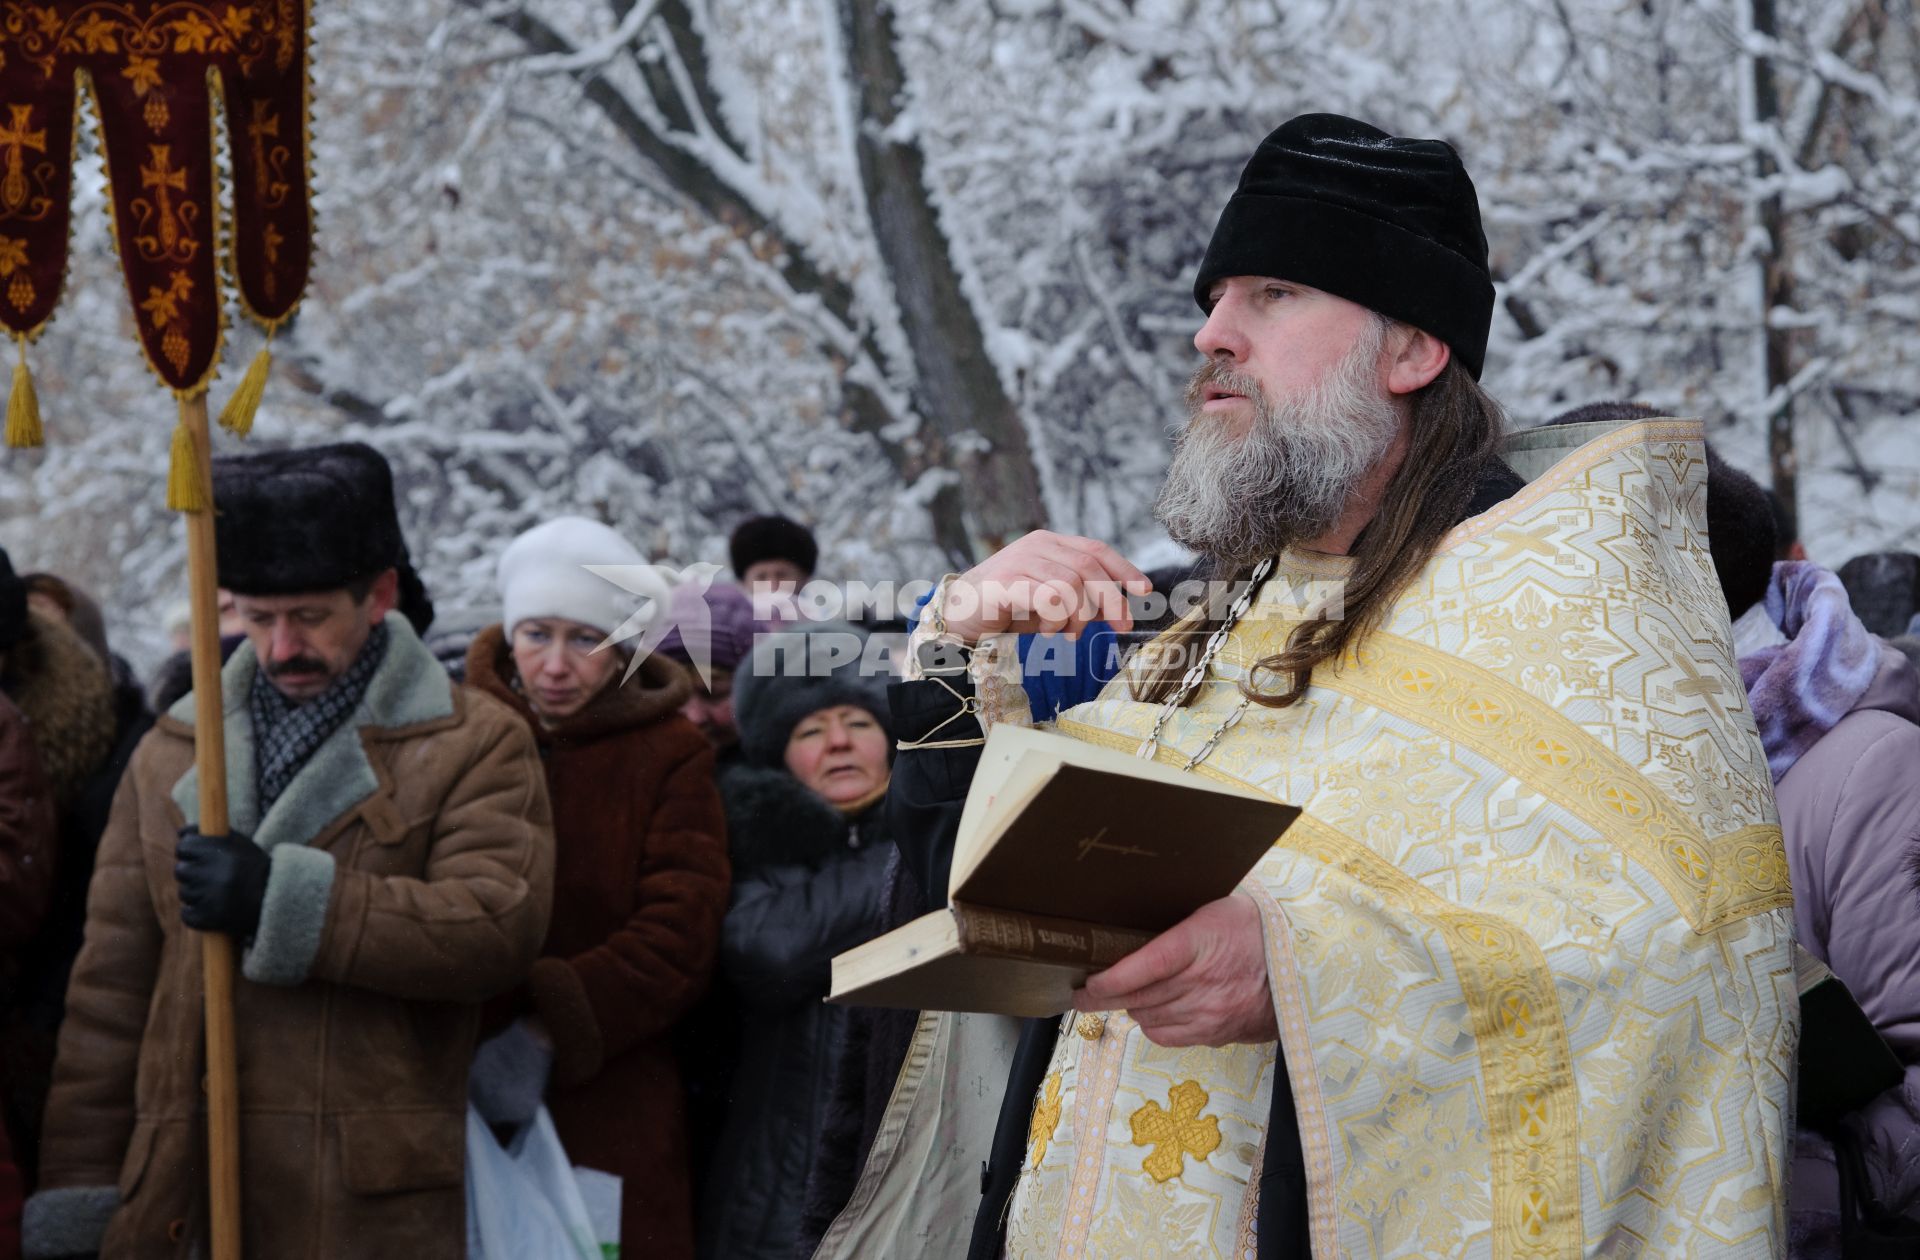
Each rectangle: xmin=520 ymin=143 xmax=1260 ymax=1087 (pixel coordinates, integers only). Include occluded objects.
xmin=998 ymin=420 xmax=1795 ymax=1258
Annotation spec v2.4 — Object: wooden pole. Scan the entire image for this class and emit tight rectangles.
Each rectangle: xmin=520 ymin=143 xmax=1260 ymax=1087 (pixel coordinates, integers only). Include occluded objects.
xmin=180 ymin=392 xmax=243 ymax=1260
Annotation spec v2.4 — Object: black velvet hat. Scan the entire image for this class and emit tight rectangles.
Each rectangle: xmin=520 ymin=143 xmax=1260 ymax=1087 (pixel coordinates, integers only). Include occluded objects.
xmin=212 ymin=443 xmax=407 ymax=596
xmin=729 ymin=514 xmax=819 ymax=581
xmin=1194 ymin=113 xmax=1496 ymax=379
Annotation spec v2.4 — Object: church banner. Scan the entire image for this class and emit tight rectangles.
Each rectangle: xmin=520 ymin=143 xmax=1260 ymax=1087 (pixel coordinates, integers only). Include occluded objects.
xmin=0 ymin=0 xmax=312 ymax=394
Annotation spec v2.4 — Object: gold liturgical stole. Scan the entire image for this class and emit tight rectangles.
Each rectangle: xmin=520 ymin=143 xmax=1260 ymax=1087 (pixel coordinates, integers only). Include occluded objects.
xmin=1004 ymin=418 xmax=1794 ymax=1257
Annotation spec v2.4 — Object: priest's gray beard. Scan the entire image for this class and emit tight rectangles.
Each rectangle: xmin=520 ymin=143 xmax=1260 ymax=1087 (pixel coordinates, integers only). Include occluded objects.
xmin=1154 ymin=319 xmax=1401 ymax=569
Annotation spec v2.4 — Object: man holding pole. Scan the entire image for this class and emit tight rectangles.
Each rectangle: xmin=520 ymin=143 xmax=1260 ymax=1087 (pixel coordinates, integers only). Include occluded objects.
xmin=22 ymin=443 xmax=556 ymax=1260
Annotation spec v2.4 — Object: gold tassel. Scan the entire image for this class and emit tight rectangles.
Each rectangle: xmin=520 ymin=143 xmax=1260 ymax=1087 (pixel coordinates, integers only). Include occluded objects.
xmin=167 ymin=413 xmax=209 ymax=512
xmin=6 ymin=344 xmax=42 ymax=449
xmin=217 ymin=345 xmax=271 ymax=437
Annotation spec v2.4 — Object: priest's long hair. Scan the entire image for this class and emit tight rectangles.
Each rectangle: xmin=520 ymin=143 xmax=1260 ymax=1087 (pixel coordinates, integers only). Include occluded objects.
xmin=1129 ymin=356 xmax=1506 ymax=711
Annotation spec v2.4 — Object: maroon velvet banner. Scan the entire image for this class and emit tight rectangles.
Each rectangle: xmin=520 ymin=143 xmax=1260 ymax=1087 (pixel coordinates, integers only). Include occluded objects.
xmin=0 ymin=2 xmax=312 ymax=393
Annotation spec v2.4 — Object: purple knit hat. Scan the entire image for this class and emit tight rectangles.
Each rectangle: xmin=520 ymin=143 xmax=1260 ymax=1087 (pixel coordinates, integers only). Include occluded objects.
xmin=655 ymin=580 xmax=756 ymax=673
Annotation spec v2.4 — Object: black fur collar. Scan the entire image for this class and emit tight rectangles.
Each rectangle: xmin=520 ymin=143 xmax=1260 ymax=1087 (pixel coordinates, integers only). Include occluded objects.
xmin=719 ymin=763 xmax=857 ymax=876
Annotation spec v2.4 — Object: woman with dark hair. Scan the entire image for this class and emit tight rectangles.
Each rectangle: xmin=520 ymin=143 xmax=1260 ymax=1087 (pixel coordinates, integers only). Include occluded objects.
xmin=467 ymin=517 xmax=727 ymax=1260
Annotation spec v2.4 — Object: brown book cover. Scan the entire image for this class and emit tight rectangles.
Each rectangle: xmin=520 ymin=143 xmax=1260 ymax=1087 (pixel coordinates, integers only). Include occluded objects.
xmin=829 ymin=724 xmax=1300 ymax=1016
xmin=952 ymin=763 xmax=1297 ymax=931
xmin=952 ymin=903 xmax=1152 ymax=969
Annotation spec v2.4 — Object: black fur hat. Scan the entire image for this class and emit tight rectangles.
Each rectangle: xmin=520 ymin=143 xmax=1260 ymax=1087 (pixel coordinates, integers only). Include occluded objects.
xmin=394 ymin=544 xmax=436 ymax=636
xmin=732 ymin=621 xmax=890 ymax=768
xmin=211 ymin=443 xmax=406 ymax=596
xmin=1837 ymin=552 xmax=1920 ymax=638
xmin=1194 ymin=113 xmax=1495 ymax=378
xmin=729 ymin=514 xmax=818 ymax=581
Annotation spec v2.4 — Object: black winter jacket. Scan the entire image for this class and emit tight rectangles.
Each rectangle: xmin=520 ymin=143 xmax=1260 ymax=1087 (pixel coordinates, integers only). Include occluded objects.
xmin=697 ymin=765 xmax=894 ymax=1260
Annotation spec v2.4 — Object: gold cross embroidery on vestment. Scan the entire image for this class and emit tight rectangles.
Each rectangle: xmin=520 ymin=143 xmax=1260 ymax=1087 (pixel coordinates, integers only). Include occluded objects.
xmin=1130 ymin=1079 xmax=1222 ymax=1183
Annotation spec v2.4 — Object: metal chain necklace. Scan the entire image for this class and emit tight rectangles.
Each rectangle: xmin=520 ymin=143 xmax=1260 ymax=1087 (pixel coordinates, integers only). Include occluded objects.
xmin=1135 ymin=556 xmax=1274 ymax=771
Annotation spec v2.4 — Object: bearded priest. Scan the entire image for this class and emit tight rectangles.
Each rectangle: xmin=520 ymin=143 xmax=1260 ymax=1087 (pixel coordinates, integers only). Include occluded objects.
xmin=811 ymin=114 xmax=1794 ymax=1260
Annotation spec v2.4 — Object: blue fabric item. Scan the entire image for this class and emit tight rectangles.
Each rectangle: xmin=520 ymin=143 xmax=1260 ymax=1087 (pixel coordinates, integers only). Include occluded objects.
xmin=469 ymin=1019 xmax=554 ymax=1128
xmin=907 ymin=590 xmax=1119 ymax=722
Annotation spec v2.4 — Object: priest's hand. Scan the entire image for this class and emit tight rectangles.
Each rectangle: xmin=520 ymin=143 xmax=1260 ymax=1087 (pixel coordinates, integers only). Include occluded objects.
xmin=936 ymin=530 xmax=1152 ymax=643
xmin=175 ymin=825 xmax=270 ymax=941
xmin=1072 ymin=892 xmax=1278 ymax=1047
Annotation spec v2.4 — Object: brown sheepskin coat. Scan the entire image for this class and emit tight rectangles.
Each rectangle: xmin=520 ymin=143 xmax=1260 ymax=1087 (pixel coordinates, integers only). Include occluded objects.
xmin=24 ymin=617 xmax=554 ymax=1260
xmin=468 ymin=627 xmax=729 ymax=1260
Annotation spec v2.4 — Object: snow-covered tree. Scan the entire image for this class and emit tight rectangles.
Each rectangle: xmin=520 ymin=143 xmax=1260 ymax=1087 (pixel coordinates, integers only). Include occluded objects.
xmin=2 ymin=0 xmax=1914 ymax=674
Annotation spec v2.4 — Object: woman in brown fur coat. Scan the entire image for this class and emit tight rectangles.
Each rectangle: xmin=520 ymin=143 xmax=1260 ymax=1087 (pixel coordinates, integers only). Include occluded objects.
xmin=0 ymin=558 xmax=134 ymax=1190
xmin=467 ymin=518 xmax=728 ymax=1260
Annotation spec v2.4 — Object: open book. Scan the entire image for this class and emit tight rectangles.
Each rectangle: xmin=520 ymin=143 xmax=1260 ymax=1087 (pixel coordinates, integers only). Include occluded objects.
xmin=828 ymin=724 xmax=1300 ymax=1017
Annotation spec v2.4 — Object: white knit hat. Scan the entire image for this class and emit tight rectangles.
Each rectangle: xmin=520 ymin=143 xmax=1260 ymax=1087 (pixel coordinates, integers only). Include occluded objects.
xmin=496 ymin=517 xmax=669 ymax=639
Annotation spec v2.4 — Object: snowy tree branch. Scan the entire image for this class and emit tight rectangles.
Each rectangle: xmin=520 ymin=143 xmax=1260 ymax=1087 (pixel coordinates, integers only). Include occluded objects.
xmin=518 ymin=0 xmax=661 ymax=75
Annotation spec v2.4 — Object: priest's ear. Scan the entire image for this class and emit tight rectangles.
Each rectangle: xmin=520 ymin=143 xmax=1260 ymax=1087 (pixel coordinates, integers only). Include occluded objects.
xmin=1385 ymin=326 xmax=1450 ymax=396
xmin=361 ymin=567 xmax=401 ymax=624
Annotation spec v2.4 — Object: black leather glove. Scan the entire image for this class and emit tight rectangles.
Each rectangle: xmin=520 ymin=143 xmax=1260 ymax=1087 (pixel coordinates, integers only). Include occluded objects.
xmin=175 ymin=826 xmax=270 ymax=940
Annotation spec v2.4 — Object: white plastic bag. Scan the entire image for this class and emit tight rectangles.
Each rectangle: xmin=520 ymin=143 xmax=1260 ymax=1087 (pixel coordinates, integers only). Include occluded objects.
xmin=571 ymin=1165 xmax=622 ymax=1259
xmin=465 ymin=1105 xmax=601 ymax=1260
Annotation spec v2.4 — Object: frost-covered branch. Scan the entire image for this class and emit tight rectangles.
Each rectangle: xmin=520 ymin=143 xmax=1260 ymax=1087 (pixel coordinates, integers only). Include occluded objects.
xmin=519 ymin=0 xmax=661 ymax=75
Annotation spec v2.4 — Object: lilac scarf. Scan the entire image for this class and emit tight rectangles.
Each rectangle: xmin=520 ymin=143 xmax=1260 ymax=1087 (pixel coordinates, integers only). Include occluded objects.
xmin=1739 ymin=561 xmax=1887 ymax=782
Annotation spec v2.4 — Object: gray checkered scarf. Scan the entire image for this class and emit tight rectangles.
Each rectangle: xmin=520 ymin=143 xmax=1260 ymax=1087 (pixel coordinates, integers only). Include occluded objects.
xmin=250 ymin=622 xmax=390 ymax=814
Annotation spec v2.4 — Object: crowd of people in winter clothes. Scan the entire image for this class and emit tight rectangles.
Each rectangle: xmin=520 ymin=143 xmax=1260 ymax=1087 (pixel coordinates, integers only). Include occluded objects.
xmin=0 ymin=445 xmax=922 ymax=1260
xmin=0 ymin=419 xmax=1915 ymax=1258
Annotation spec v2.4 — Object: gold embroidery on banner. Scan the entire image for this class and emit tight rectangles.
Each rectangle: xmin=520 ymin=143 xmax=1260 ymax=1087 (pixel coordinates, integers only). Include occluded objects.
xmin=245 ymin=99 xmax=290 ymax=208
xmin=1028 ymin=1072 xmax=1062 ymax=1169
xmin=133 ymin=143 xmax=196 ymax=262
xmin=1130 ymin=1080 xmax=1222 ymax=1183
xmin=0 ymin=234 xmax=31 ymax=310
xmin=122 ymin=54 xmax=163 ymax=96
xmin=137 ymin=268 xmax=194 ymax=374
xmin=0 ymin=4 xmax=291 ymax=85
xmin=274 ymin=0 xmax=298 ymax=69
xmin=1302 ymin=630 xmax=1790 ymax=930
xmin=0 ymin=104 xmax=47 ymax=216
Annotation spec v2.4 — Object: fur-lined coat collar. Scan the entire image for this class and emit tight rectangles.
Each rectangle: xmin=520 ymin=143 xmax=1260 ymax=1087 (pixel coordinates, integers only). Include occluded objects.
xmin=0 ymin=610 xmax=116 ymax=809
xmin=163 ymin=615 xmax=455 ymax=850
xmin=719 ymin=762 xmax=890 ymax=877
xmin=464 ymin=623 xmax=691 ymax=745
